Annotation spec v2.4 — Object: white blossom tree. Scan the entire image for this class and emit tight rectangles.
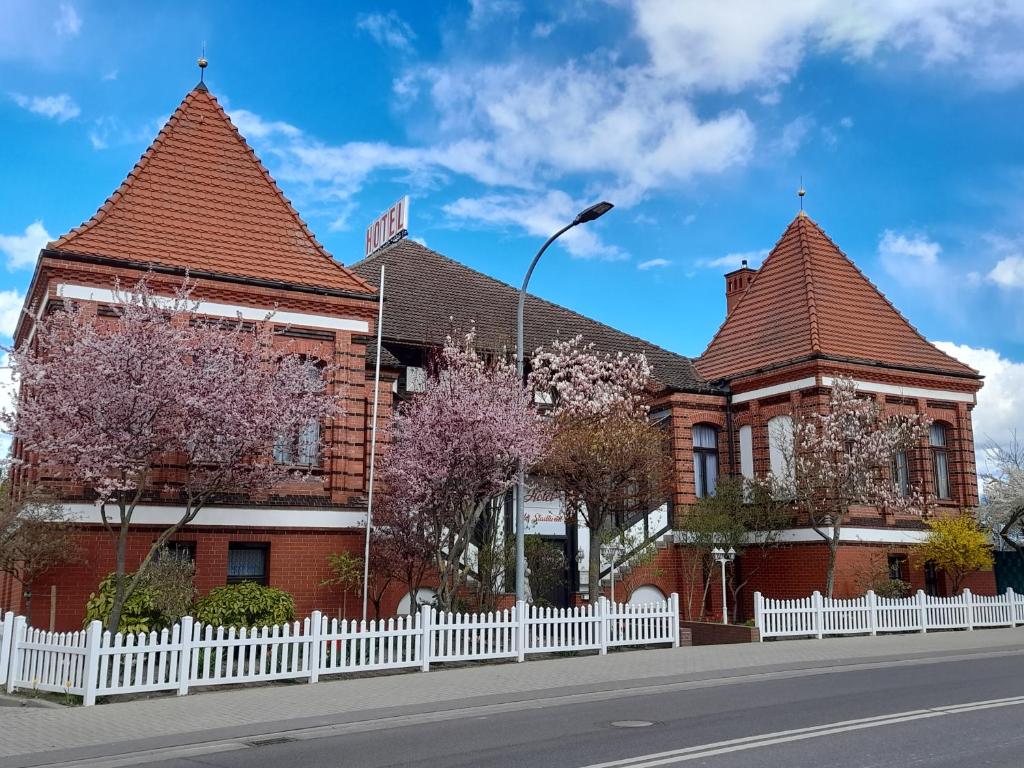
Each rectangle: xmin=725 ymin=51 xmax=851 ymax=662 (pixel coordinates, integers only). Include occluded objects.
xmin=775 ymin=378 xmax=931 ymax=597
xmin=981 ymin=435 xmax=1024 ymax=556
xmin=4 ymin=278 xmax=342 ymax=631
xmin=529 ymin=336 xmax=671 ymax=600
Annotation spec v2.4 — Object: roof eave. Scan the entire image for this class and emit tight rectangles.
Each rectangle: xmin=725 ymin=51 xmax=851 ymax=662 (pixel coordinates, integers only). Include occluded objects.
xmin=40 ymin=248 xmax=380 ymax=303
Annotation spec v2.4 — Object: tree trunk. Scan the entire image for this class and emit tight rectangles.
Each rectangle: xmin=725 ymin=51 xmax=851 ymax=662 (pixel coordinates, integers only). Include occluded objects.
xmin=825 ymin=535 xmax=839 ymax=598
xmin=587 ymin=523 xmax=605 ymax=602
xmin=107 ymin=521 xmax=131 ymax=633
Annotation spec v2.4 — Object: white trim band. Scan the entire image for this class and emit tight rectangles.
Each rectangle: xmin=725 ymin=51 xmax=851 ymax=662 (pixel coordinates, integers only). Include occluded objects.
xmin=56 ymin=284 xmax=370 ymax=334
xmin=821 ymin=376 xmax=975 ymax=404
xmin=62 ymin=503 xmax=366 ymax=530
xmin=731 ymin=376 xmax=974 ymax=405
xmin=732 ymin=378 xmax=816 ymax=404
xmin=776 ymin=527 xmax=929 ymax=545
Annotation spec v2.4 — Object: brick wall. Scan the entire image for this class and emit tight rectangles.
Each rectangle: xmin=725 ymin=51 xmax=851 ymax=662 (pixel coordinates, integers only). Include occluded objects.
xmin=21 ymin=526 xmax=382 ymax=631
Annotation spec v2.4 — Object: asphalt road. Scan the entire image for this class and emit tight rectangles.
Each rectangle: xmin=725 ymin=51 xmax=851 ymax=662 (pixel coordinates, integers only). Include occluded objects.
xmin=106 ymin=652 xmax=1024 ymax=768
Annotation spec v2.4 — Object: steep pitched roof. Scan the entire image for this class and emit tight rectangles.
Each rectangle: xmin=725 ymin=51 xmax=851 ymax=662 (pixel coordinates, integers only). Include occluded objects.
xmin=697 ymin=213 xmax=979 ymax=381
xmin=352 ymin=239 xmax=716 ymax=394
xmin=50 ymin=85 xmax=374 ymax=296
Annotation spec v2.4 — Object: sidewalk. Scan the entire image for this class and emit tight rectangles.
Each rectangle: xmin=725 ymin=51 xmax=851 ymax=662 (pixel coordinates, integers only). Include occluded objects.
xmin=1 ymin=628 xmax=1022 ymax=766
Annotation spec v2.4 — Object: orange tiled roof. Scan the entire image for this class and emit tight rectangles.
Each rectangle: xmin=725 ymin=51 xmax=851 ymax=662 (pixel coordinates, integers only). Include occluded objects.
xmin=696 ymin=213 xmax=978 ymax=380
xmin=50 ymin=85 xmax=374 ymax=296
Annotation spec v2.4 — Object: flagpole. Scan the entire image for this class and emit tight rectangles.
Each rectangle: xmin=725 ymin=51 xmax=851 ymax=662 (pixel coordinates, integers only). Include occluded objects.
xmin=361 ymin=264 xmax=385 ymax=622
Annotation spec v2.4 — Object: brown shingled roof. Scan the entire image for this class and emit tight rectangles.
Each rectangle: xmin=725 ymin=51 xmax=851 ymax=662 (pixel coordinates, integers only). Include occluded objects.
xmin=352 ymin=239 xmax=716 ymax=394
xmin=696 ymin=213 xmax=979 ymax=380
xmin=50 ymin=84 xmax=374 ymax=296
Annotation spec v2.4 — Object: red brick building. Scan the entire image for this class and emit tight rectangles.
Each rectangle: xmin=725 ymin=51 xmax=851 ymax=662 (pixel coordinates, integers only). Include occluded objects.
xmin=0 ymin=81 xmax=991 ymax=629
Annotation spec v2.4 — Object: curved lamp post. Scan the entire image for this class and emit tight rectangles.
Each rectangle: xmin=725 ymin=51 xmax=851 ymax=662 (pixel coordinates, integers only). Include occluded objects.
xmin=515 ymin=201 xmax=614 ymax=604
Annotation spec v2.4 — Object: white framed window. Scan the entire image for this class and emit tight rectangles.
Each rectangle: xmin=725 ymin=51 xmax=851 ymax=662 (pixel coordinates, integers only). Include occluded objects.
xmin=930 ymin=423 xmax=951 ymax=500
xmin=768 ymin=415 xmax=794 ymax=488
xmin=739 ymin=425 xmax=754 ymax=480
xmin=693 ymin=424 xmax=719 ymax=498
xmin=892 ymin=450 xmax=910 ymax=497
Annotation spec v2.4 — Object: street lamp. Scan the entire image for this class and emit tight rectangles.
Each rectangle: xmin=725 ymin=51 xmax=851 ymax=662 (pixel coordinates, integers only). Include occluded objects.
xmin=712 ymin=546 xmax=736 ymax=625
xmin=514 ymin=201 xmax=614 ymax=605
xmin=604 ymin=541 xmax=626 ymax=605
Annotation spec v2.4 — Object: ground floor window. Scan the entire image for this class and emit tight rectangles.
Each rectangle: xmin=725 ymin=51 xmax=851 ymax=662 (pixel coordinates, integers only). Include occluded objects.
xmin=887 ymin=553 xmax=908 ymax=582
xmin=227 ymin=543 xmax=269 ymax=585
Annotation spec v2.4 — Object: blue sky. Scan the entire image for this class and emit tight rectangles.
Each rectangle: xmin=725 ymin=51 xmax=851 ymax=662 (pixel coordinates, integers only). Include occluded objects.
xmin=2 ymin=0 xmax=1024 ymax=450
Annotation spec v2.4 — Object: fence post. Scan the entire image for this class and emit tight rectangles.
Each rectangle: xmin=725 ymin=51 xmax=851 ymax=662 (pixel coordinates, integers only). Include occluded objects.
xmin=81 ymin=620 xmax=102 ymax=707
xmin=963 ymin=589 xmax=974 ymax=631
xmin=0 ymin=612 xmax=13 ymax=688
xmin=812 ymin=591 xmax=823 ymax=639
xmin=516 ymin=600 xmax=527 ymax=663
xmin=419 ymin=604 xmax=432 ymax=672
xmin=753 ymin=592 xmax=764 ymax=642
xmin=1008 ymin=588 xmax=1017 ymax=627
xmin=6 ymin=615 xmax=26 ymax=694
xmin=177 ymin=616 xmax=194 ymax=697
xmin=598 ymin=597 xmax=609 ymax=655
xmin=917 ymin=590 xmax=928 ymax=633
xmin=308 ymin=611 xmax=322 ymax=684
xmin=866 ymin=590 xmax=878 ymax=636
xmin=669 ymin=593 xmax=680 ymax=648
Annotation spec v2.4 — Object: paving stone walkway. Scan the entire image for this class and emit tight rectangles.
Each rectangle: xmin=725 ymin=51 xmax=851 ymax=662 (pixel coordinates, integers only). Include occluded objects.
xmin=1 ymin=628 xmax=1022 ymax=765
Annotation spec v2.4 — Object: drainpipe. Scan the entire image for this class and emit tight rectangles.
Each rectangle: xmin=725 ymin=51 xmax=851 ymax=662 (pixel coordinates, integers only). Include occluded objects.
xmin=719 ymin=381 xmax=736 ymax=476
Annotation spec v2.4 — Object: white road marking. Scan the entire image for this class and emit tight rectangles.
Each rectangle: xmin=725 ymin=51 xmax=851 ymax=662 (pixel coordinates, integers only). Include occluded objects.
xmin=579 ymin=694 xmax=1024 ymax=768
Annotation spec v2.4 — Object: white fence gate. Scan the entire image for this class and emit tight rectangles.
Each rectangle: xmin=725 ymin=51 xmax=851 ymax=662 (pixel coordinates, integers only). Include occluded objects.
xmin=755 ymin=588 xmax=1023 ymax=640
xmin=1 ymin=594 xmax=679 ymax=705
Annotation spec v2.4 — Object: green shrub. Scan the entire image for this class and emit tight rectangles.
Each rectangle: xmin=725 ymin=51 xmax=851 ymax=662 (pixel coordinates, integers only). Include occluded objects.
xmin=194 ymin=582 xmax=295 ymax=628
xmin=84 ymin=573 xmax=166 ymax=634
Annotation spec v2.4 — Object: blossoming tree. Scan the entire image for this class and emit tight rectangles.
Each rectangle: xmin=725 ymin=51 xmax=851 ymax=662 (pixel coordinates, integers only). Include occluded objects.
xmin=380 ymin=333 xmax=547 ymax=612
xmin=775 ymin=378 xmax=931 ymax=597
xmin=529 ymin=336 xmax=672 ymax=600
xmin=4 ymin=279 xmax=342 ymax=631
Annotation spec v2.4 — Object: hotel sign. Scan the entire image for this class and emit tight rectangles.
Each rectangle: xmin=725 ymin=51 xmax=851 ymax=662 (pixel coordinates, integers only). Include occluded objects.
xmin=365 ymin=196 xmax=409 ymax=257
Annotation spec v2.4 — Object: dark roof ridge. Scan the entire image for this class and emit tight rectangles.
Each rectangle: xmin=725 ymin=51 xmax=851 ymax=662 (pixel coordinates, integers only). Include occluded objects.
xmin=355 ymin=238 xmax=705 ymax=367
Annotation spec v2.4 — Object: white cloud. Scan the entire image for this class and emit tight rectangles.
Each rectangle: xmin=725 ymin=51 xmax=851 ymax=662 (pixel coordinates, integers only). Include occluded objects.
xmin=54 ymin=3 xmax=81 ymax=38
xmin=839 ymin=115 xmax=854 ymax=129
xmin=933 ymin=342 xmax=1024 ymax=473
xmin=228 ymin=109 xmax=301 ymax=140
xmin=632 ymin=0 xmax=1024 ymax=92
xmin=10 ymin=92 xmax=80 ymax=122
xmin=469 ymin=0 xmax=522 ymax=27
xmin=403 ymin=60 xmax=755 ymax=198
xmin=0 ymin=291 xmax=25 ymax=338
xmin=443 ymin=191 xmax=625 ymax=260
xmin=700 ymin=248 xmax=768 ymax=271
xmin=356 ymin=11 xmax=416 ymax=52
xmin=774 ymin=115 xmax=814 ymax=155
xmin=638 ymin=258 xmax=671 ymax=270
xmin=878 ymin=229 xmax=945 ymax=287
xmin=0 ymin=221 xmax=51 ymax=270
xmin=989 ymin=256 xmax=1024 ymax=289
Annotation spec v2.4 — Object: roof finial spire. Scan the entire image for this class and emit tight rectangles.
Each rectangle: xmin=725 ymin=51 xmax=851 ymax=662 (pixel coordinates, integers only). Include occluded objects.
xmin=197 ymin=42 xmax=208 ymax=86
xmin=798 ymin=175 xmax=806 ymax=215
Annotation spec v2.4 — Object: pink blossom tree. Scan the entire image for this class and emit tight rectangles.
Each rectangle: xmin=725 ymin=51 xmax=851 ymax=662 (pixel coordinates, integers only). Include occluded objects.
xmin=775 ymin=377 xmax=931 ymax=597
xmin=529 ymin=336 xmax=671 ymax=600
xmin=4 ymin=278 xmax=342 ymax=631
xmin=380 ymin=333 xmax=547 ymax=612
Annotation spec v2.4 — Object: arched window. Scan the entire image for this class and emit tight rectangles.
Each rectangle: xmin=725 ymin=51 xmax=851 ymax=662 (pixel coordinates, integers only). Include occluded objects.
xmin=692 ymin=424 xmax=719 ymax=498
xmin=892 ymin=450 xmax=910 ymax=497
xmin=768 ymin=415 xmax=794 ymax=488
xmin=930 ymin=423 xmax=951 ymax=500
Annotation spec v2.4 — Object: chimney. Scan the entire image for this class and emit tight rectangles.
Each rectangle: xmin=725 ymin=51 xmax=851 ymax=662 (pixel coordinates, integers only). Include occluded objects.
xmin=725 ymin=260 xmax=757 ymax=314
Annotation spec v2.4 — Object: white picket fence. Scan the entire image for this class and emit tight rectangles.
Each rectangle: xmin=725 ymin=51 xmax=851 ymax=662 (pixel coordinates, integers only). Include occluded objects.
xmin=754 ymin=588 xmax=1024 ymax=641
xmin=0 ymin=594 xmax=679 ymax=705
